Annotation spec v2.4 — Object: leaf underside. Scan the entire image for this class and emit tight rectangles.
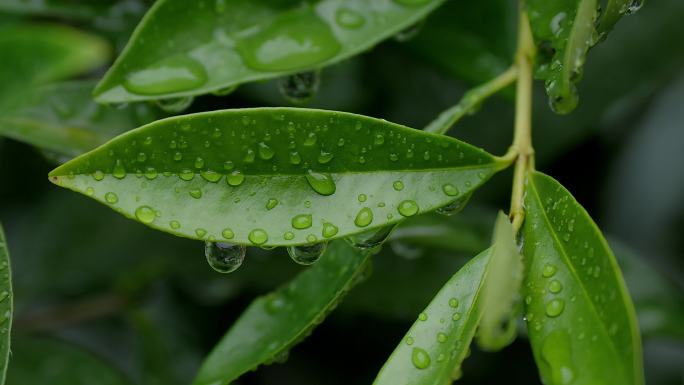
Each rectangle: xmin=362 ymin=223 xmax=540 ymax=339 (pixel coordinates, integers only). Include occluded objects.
xmin=50 ymin=108 xmax=502 ymax=247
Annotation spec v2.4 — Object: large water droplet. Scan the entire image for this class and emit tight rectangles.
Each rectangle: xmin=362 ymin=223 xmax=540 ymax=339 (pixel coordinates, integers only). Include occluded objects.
xmin=279 ymin=70 xmax=320 ymax=104
xmin=135 ymin=205 xmax=156 ymax=224
xmin=292 ymin=214 xmax=313 ymax=229
xmin=348 ymin=225 xmax=395 ymax=250
xmin=305 ymin=170 xmax=336 ymax=195
xmin=322 ymin=222 xmax=339 ymax=238
xmin=545 ymin=299 xmax=565 ymax=318
xmin=205 ymin=241 xmax=246 ymax=273
xmin=235 ymin=7 xmax=341 ymax=72
xmin=542 ymin=263 xmax=557 ymax=278
xmin=155 ymin=96 xmax=194 ymax=113
xmin=287 ymin=242 xmax=327 ymax=265
xmin=105 ymin=192 xmax=119 ymax=204
xmin=354 ymin=207 xmax=373 ymax=227
xmin=123 ymin=54 xmax=207 ymax=95
xmin=248 ymin=229 xmax=268 ymax=245
xmin=411 ymin=347 xmax=431 ymax=369
xmin=227 ymin=171 xmax=245 ymax=186
xmin=398 ymin=200 xmax=419 ymax=217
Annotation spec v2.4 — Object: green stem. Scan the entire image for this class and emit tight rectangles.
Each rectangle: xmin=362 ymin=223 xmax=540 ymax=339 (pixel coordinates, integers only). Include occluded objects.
xmin=425 ymin=66 xmax=518 ymax=135
xmin=508 ymin=7 xmax=536 ymax=234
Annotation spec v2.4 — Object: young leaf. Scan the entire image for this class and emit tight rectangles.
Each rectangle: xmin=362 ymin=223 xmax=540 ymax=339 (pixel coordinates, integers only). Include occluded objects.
xmin=526 ymin=0 xmax=600 ymax=114
xmin=477 ymin=211 xmax=523 ymax=351
xmin=522 ymin=171 xmax=644 ymax=385
xmin=0 ymin=23 xmax=109 ymax=111
xmin=49 ymin=108 xmax=505 ymax=247
xmin=0 ymin=224 xmax=12 ymax=384
xmin=0 ymin=81 xmax=157 ymax=159
xmin=93 ymin=0 xmax=447 ymax=103
xmin=373 ymin=249 xmax=491 ymax=385
xmin=192 ymin=241 xmax=370 ymax=385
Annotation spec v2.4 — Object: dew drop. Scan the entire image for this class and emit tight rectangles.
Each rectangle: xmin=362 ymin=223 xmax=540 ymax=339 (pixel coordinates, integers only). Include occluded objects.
xmin=179 ymin=168 xmax=195 ymax=181
xmin=195 ymin=228 xmax=207 ymax=238
xmin=227 ymin=171 xmax=245 ymax=186
xmin=354 ymin=207 xmax=373 ymax=227
xmin=85 ymin=187 xmax=94 ymax=196
xmin=200 ymin=170 xmax=222 ymax=183
xmin=205 ymin=241 xmax=246 ymax=274
xmin=222 ymin=228 xmax=234 ymax=239
xmin=357 ymin=194 xmax=367 ymax=202
xmin=322 ymin=222 xmax=339 ymax=238
xmin=449 ymin=298 xmax=459 ymax=308
xmin=305 ymin=170 xmax=336 ymax=196
xmin=348 ymin=225 xmax=394 ymax=250
xmin=418 ymin=312 xmax=428 ymax=321
xmin=542 ymin=263 xmax=558 ymax=278
xmin=278 ymin=70 xmax=320 ymax=104
xmin=105 ymin=192 xmax=119 ymax=204
xmin=317 ymin=150 xmax=333 ymax=164
xmin=548 ymin=280 xmax=563 ymax=294
xmin=436 ymin=193 xmax=472 ymax=216
xmin=170 ymin=220 xmax=181 ymax=229
xmin=243 ymin=149 xmax=256 ymax=163
xmin=144 ymin=167 xmax=158 ymax=180
xmin=287 ymin=242 xmax=327 ymax=265
xmin=292 ymin=214 xmax=313 ymax=229
xmin=135 ymin=205 xmax=156 ymax=224
xmin=411 ymin=347 xmax=431 ymax=370
xmin=248 ymin=229 xmax=268 ymax=245
xmin=283 ymin=231 xmax=295 ymax=240
xmin=258 ymin=142 xmax=275 ymax=160
xmin=189 ymin=188 xmax=202 ymax=199
xmin=545 ymin=299 xmax=565 ymax=318
xmin=303 ymin=132 xmax=317 ymax=146
xmin=335 ymin=7 xmax=365 ymax=29
xmin=155 ymin=96 xmax=194 ymax=113
xmin=112 ymin=160 xmax=126 ymax=179
xmin=393 ymin=180 xmax=404 ymax=191
xmin=266 ymin=198 xmax=279 ymax=210
xmin=123 ymin=55 xmax=208 ymax=95
xmin=442 ymin=183 xmax=459 ymax=196
xmin=92 ymin=170 xmax=105 ymax=181
xmin=398 ymin=200 xmax=419 ymax=217
xmin=289 ymin=151 xmax=302 ymax=165
xmin=437 ymin=333 xmax=448 ymax=343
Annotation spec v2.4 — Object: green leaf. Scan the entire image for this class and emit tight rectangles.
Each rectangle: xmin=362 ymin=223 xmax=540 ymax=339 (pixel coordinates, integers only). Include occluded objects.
xmin=373 ymin=249 xmax=491 ymax=385
xmin=597 ymin=0 xmax=643 ymax=35
xmin=93 ymin=0 xmax=447 ymax=103
xmin=0 ymin=80 xmax=157 ymax=159
xmin=7 ymin=337 xmax=130 ymax=385
xmin=49 ymin=108 xmax=504 ymax=247
xmin=0 ymin=23 xmax=109 ymax=111
xmin=192 ymin=241 xmax=370 ymax=385
xmin=526 ymin=0 xmax=600 ymax=114
xmin=477 ymin=211 xmax=523 ymax=351
xmin=0 ymin=224 xmax=12 ymax=384
xmin=522 ymin=171 xmax=643 ymax=385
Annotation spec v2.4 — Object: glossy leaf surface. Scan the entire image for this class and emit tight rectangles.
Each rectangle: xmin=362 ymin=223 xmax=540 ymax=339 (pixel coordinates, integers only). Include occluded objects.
xmin=0 ymin=81 xmax=157 ymax=159
xmin=373 ymin=249 xmax=491 ymax=385
xmin=522 ymin=171 xmax=643 ymax=385
xmin=0 ymin=23 xmax=109 ymax=111
xmin=49 ymin=108 xmax=503 ymax=247
xmin=94 ymin=0 xmax=446 ymax=102
xmin=7 ymin=337 xmax=129 ymax=385
xmin=0 ymin=224 xmax=12 ymax=384
xmin=477 ymin=212 xmax=523 ymax=351
xmin=193 ymin=241 xmax=370 ymax=385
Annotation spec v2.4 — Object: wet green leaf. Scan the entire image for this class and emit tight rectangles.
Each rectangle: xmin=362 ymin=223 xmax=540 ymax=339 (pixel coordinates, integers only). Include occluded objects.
xmin=522 ymin=171 xmax=643 ymax=385
xmin=0 ymin=0 xmax=116 ymax=19
xmin=0 ymin=224 xmax=12 ymax=384
xmin=192 ymin=241 xmax=370 ymax=385
xmin=49 ymin=108 xmax=504 ymax=247
xmin=0 ymin=23 xmax=109 ymax=111
xmin=94 ymin=0 xmax=447 ymax=103
xmin=597 ymin=0 xmax=644 ymax=35
xmin=7 ymin=337 xmax=130 ymax=385
xmin=477 ymin=211 xmax=523 ymax=351
xmin=373 ymin=249 xmax=491 ymax=385
xmin=0 ymin=81 xmax=157 ymax=160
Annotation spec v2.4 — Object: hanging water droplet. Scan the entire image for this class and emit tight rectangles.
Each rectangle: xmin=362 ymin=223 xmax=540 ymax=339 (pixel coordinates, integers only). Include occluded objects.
xmin=112 ymin=160 xmax=126 ymax=179
xmin=155 ymin=96 xmax=194 ymax=113
xmin=411 ymin=347 xmax=431 ymax=369
xmin=211 ymin=84 xmax=238 ymax=96
xmin=278 ymin=70 xmax=320 ymax=104
xmin=179 ymin=169 xmax=194 ymax=181
xmin=292 ymin=214 xmax=313 ymax=229
xmin=354 ymin=207 xmax=373 ymax=227
xmin=394 ymin=19 xmax=425 ymax=42
xmin=436 ymin=193 xmax=472 ymax=216
xmin=305 ymin=170 xmax=336 ymax=195
xmin=348 ymin=225 xmax=395 ymax=250
xmin=287 ymin=242 xmax=327 ymax=265
xmin=205 ymin=241 xmax=246 ymax=273
xmin=303 ymin=132 xmax=317 ymax=146
xmin=398 ymin=200 xmax=419 ymax=217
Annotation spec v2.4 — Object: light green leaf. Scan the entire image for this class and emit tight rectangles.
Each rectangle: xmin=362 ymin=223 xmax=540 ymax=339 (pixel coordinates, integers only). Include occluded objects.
xmin=0 ymin=23 xmax=109 ymax=111
xmin=522 ymin=171 xmax=643 ymax=385
xmin=49 ymin=108 xmax=505 ymax=247
xmin=373 ymin=249 xmax=491 ymax=385
xmin=0 ymin=224 xmax=12 ymax=384
xmin=7 ymin=337 xmax=130 ymax=385
xmin=527 ymin=0 xmax=600 ymax=114
xmin=597 ymin=0 xmax=644 ymax=35
xmin=192 ymin=241 xmax=370 ymax=385
xmin=477 ymin=211 xmax=523 ymax=351
xmin=93 ymin=0 xmax=447 ymax=103
xmin=0 ymin=81 xmax=157 ymax=159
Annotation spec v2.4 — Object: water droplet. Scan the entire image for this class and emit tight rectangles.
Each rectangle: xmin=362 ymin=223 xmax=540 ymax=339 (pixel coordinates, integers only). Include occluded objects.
xmin=357 ymin=194 xmax=367 ymax=202
xmin=442 ymin=183 xmax=459 ymax=196
xmin=449 ymin=298 xmax=459 ymax=308
xmin=292 ymin=214 xmax=313 ymax=229
xmin=289 ymin=151 xmax=302 ymax=165
xmin=200 ymin=170 xmax=222 ymax=183
xmin=418 ymin=312 xmax=428 ymax=321
xmin=406 ymin=336 xmax=414 ymax=346
xmin=305 ymin=170 xmax=336 ymax=195
xmin=143 ymin=167 xmax=157 ymax=180
xmin=221 ymin=228 xmax=234 ymax=239
xmin=411 ymin=347 xmax=431 ymax=369
xmin=205 ymin=241 xmax=246 ymax=273
xmin=195 ymin=228 xmax=207 ymax=238
xmin=135 ymin=205 xmax=155 ymax=224
xmin=85 ymin=187 xmax=95 ymax=196
xmin=283 ymin=231 xmax=295 ymax=240
xmin=392 ymin=181 xmax=404 ymax=191
xmin=317 ymin=150 xmax=333 ymax=164
xmin=112 ymin=160 xmax=126 ymax=179
xmin=105 ymin=192 xmax=119 ymax=204
xmin=123 ymin=54 xmax=208 ymax=95
xmin=211 ymin=84 xmax=238 ymax=96
xmin=354 ymin=207 xmax=373 ymax=227
xmin=548 ymin=280 xmax=563 ymax=294
xmin=279 ymin=70 xmax=320 ymax=104
xmin=258 ymin=142 xmax=275 ymax=160
xmin=437 ymin=333 xmax=448 ymax=343
xmin=348 ymin=225 xmax=394 ymax=250
xmin=303 ymin=132 xmax=317 ymax=146
xmin=227 ymin=171 xmax=245 ymax=186
xmin=235 ymin=8 xmax=341 ymax=72
xmin=335 ymin=7 xmax=365 ymax=29
xmin=266 ymin=198 xmax=279 ymax=210
xmin=436 ymin=193 xmax=472 ymax=216
xmin=287 ymin=242 xmax=327 ymax=265
xmin=155 ymin=96 xmax=194 ymax=113
xmin=452 ymin=312 xmax=462 ymax=321
xmin=398 ymin=200 xmax=419 ymax=217
xmin=224 ymin=161 xmax=235 ymax=171
xmin=373 ymin=134 xmax=385 ymax=145
xmin=194 ymin=157 xmax=205 ymax=169
xmin=389 ymin=153 xmax=399 ymax=162
xmin=189 ymin=188 xmax=202 ymax=199
xmin=179 ymin=169 xmax=194 ymax=181
xmin=322 ymin=222 xmax=339 ymax=238
xmin=545 ymin=299 xmax=565 ymax=318
xmin=173 ymin=152 xmax=183 ymax=161
xmin=394 ymin=19 xmax=425 ymax=42
xmin=542 ymin=263 xmax=557 ymax=278
xmin=170 ymin=220 xmax=181 ymax=229
xmin=92 ymin=170 xmax=105 ymax=181
xmin=243 ymin=149 xmax=256 ymax=163
xmin=248 ymin=229 xmax=268 ymax=245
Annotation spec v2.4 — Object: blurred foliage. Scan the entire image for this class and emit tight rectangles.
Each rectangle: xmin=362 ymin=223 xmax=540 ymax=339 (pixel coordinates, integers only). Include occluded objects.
xmin=0 ymin=0 xmax=683 ymax=384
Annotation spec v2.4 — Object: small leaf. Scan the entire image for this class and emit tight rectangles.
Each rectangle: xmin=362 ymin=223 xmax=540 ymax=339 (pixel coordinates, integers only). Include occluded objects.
xmin=192 ymin=241 xmax=371 ymax=385
xmin=373 ymin=249 xmax=491 ymax=385
xmin=7 ymin=337 xmax=130 ymax=385
xmin=49 ymin=108 xmax=505 ymax=247
xmin=526 ymin=0 xmax=600 ymax=114
xmin=522 ymin=171 xmax=644 ymax=385
xmin=0 ymin=224 xmax=13 ymax=384
xmin=477 ymin=211 xmax=523 ymax=351
xmin=0 ymin=23 xmax=109 ymax=111
xmin=94 ymin=0 xmax=447 ymax=103
xmin=0 ymin=81 xmax=157 ymax=159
